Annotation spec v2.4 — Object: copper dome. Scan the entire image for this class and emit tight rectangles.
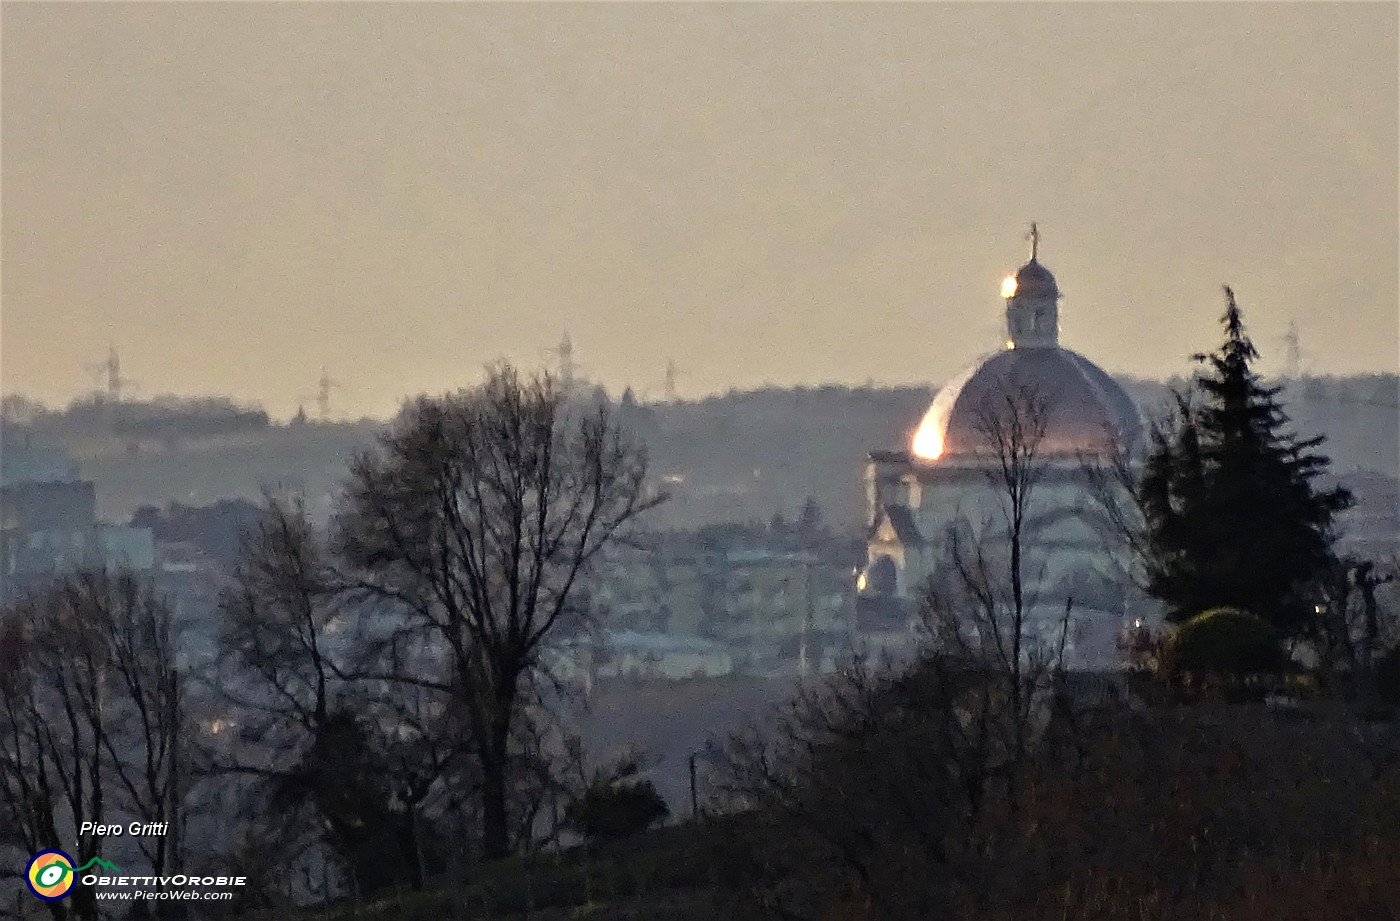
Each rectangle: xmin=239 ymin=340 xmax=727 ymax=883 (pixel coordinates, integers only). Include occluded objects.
xmin=912 ymin=346 xmax=1141 ymax=461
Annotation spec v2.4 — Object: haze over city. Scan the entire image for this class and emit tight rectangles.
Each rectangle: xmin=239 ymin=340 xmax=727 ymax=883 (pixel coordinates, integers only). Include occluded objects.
xmin=4 ymin=3 xmax=1397 ymax=420
xmin=6 ymin=5 xmax=1400 ymax=921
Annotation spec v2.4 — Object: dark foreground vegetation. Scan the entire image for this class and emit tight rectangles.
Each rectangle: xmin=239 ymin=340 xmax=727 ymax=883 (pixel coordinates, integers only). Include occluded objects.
xmin=241 ymin=698 xmax=1400 ymax=921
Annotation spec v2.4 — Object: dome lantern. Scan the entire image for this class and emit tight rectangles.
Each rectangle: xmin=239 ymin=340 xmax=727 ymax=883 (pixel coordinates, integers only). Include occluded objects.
xmin=910 ymin=225 xmax=1142 ymax=462
xmin=1004 ymin=222 xmax=1060 ymax=349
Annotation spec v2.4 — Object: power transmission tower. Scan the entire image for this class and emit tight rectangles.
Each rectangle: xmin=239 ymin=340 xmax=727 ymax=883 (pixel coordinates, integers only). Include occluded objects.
xmin=556 ymin=333 xmax=575 ymax=395
xmin=663 ymin=359 xmax=681 ymax=402
xmin=316 ymin=367 xmax=342 ymax=420
xmin=1281 ymin=320 xmax=1303 ymax=380
xmin=544 ymin=332 xmax=580 ymax=396
xmin=84 ymin=347 xmax=137 ymax=403
xmin=298 ymin=367 xmax=345 ymax=421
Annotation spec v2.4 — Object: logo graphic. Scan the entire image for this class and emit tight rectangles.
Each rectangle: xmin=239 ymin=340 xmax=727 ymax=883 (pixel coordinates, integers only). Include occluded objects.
xmin=25 ymin=851 xmax=121 ymax=902
xmin=26 ymin=851 xmax=75 ymax=901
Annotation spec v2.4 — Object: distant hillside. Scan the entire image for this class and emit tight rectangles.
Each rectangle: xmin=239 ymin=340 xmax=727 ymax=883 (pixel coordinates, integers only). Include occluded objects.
xmin=5 ymin=393 xmax=271 ymax=439
xmin=1117 ymin=373 xmax=1400 ymax=478
xmin=75 ymin=422 xmax=382 ymax=524
xmin=4 ymin=375 xmax=1395 ymax=534
xmin=628 ymin=384 xmax=934 ymax=528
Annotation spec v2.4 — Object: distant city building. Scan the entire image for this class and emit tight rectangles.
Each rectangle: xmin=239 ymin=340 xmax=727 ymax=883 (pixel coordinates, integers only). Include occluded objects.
xmin=0 ymin=435 xmax=154 ymax=598
xmin=555 ymin=629 xmax=735 ymax=686
xmin=580 ymin=529 xmax=857 ymax=680
xmin=857 ymin=229 xmax=1148 ymax=668
xmin=0 ymin=425 xmax=81 ymax=486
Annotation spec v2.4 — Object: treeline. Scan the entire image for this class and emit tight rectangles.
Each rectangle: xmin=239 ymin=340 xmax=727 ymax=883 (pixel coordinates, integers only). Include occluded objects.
xmin=5 ymin=373 xmax=1395 ymax=534
xmin=3 ymin=395 xmax=271 ymax=439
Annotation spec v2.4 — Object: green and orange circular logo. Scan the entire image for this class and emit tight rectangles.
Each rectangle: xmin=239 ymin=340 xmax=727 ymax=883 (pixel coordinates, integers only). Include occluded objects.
xmin=26 ymin=850 xmax=76 ymax=901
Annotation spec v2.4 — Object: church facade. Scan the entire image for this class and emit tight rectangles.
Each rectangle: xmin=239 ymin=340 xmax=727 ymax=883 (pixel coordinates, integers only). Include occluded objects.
xmin=857 ymin=229 xmax=1146 ymax=668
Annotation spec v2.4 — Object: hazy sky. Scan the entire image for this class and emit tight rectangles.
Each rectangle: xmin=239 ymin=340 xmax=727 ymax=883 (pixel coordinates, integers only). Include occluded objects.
xmin=4 ymin=3 xmax=1397 ymax=420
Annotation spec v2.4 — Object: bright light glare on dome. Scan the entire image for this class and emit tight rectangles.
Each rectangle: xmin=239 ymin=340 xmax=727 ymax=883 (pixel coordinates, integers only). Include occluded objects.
xmin=912 ymin=422 xmax=943 ymax=460
xmin=1000 ymin=275 xmax=1017 ymax=298
xmin=912 ymin=370 xmax=972 ymax=461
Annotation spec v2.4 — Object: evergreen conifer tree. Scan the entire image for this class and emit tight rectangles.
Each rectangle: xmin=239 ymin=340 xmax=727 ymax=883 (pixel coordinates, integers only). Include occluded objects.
xmin=1140 ymin=287 xmax=1352 ymax=635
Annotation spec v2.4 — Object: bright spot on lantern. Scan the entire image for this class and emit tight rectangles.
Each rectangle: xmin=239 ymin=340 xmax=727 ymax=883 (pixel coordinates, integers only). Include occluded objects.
xmin=1001 ymin=275 xmax=1018 ymax=298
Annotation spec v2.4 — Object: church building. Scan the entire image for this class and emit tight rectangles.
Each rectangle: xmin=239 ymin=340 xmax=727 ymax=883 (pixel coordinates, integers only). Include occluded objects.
xmin=858 ymin=227 xmax=1145 ymax=667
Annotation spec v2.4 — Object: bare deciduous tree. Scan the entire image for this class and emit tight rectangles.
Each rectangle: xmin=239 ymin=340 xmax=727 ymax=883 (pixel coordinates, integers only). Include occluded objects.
xmin=218 ymin=493 xmax=343 ymax=737
xmin=88 ymin=573 xmax=185 ymax=884
xmin=209 ymin=493 xmax=346 ymax=898
xmin=214 ymin=493 xmax=461 ymax=897
xmin=0 ymin=570 xmax=186 ymax=921
xmin=1312 ymin=553 xmax=1400 ymax=696
xmin=0 ymin=606 xmax=95 ymax=921
xmin=922 ymin=383 xmax=1071 ymax=807
xmin=334 ymin=365 xmax=662 ymax=860
xmin=713 ymin=382 xmax=1080 ymax=920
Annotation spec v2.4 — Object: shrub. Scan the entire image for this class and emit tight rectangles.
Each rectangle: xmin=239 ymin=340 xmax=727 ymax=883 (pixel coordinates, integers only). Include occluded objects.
xmin=564 ymin=768 xmax=670 ymax=842
xmin=1164 ymin=607 xmax=1284 ymax=680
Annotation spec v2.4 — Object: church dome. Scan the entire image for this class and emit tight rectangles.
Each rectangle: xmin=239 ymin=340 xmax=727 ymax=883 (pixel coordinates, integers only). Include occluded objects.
xmin=912 ymin=346 xmax=1142 ymax=461
xmin=910 ymin=225 xmax=1139 ymax=462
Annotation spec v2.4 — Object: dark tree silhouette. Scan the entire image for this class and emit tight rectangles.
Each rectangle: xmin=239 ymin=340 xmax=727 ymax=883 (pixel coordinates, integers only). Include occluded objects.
xmin=0 ymin=571 xmax=186 ymax=921
xmin=216 ymin=494 xmax=455 ymax=895
xmin=562 ymin=756 xmax=669 ymax=842
xmin=714 ymin=382 xmax=1077 ymax=920
xmin=1139 ymin=287 xmax=1352 ymax=635
xmin=334 ymin=365 xmax=662 ymax=860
